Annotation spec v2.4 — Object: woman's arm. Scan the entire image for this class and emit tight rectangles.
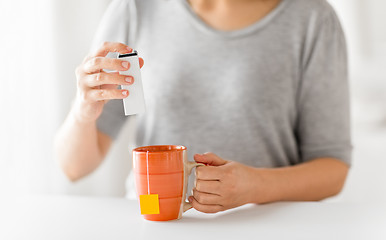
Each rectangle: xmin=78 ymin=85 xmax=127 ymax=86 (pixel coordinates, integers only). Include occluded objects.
xmin=254 ymin=157 xmax=348 ymax=203
xmin=54 ymin=42 xmax=143 ymax=181
xmin=54 ymin=109 xmax=112 ymax=181
xmin=189 ymin=153 xmax=349 ymax=213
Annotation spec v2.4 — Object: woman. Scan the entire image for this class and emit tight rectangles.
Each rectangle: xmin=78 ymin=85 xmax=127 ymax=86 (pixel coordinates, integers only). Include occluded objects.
xmin=54 ymin=0 xmax=351 ymax=213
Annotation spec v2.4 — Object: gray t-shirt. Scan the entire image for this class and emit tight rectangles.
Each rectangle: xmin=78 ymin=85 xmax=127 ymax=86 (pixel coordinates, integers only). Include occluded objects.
xmin=95 ymin=0 xmax=352 ymax=170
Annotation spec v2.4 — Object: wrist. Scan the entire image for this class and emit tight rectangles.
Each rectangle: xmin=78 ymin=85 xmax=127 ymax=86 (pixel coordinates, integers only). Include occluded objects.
xmin=249 ymin=167 xmax=281 ymax=204
xmin=71 ymin=99 xmax=98 ymax=125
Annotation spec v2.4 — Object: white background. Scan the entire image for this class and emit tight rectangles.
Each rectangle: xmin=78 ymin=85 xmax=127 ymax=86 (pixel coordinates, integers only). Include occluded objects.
xmin=0 ymin=0 xmax=385 ymax=201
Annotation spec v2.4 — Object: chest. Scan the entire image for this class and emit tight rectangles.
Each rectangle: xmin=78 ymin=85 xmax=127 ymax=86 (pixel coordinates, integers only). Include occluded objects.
xmin=135 ymin=16 xmax=300 ymax=124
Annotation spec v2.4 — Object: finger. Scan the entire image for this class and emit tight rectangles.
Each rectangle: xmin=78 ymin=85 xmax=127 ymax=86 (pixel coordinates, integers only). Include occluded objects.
xmin=192 ymin=188 xmax=221 ymax=205
xmin=139 ymin=57 xmax=144 ymax=68
xmin=195 ymin=179 xmax=221 ymax=194
xmin=83 ymin=57 xmax=130 ymax=74
xmin=194 ymin=153 xmax=228 ymax=166
xmin=101 ymin=84 xmax=120 ymax=90
xmin=85 ymin=72 xmax=134 ymax=87
xmin=92 ymin=41 xmax=132 ymax=58
xmin=195 ymin=166 xmax=223 ymax=180
xmin=188 ymin=196 xmax=223 ymax=214
xmin=86 ymin=88 xmax=129 ymax=102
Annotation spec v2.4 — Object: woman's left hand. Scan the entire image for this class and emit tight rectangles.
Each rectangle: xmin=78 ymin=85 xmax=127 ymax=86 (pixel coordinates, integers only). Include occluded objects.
xmin=189 ymin=152 xmax=262 ymax=213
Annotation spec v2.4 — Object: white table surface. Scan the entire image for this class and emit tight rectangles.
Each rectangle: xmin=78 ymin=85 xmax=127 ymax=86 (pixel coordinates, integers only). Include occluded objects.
xmin=0 ymin=195 xmax=385 ymax=240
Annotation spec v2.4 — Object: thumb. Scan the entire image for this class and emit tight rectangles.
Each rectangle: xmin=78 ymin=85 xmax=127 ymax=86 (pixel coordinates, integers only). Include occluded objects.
xmin=194 ymin=152 xmax=228 ymax=166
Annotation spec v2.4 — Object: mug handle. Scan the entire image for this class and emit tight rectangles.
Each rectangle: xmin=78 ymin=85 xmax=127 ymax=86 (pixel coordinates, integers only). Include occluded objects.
xmin=183 ymin=161 xmax=205 ymax=212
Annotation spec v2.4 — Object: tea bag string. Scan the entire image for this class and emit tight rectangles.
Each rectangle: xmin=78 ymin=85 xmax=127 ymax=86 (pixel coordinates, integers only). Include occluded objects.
xmin=146 ymin=150 xmax=150 ymax=194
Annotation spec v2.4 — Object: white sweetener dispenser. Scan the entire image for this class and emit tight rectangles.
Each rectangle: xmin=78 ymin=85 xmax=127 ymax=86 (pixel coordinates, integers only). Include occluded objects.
xmin=118 ymin=51 xmax=145 ymax=115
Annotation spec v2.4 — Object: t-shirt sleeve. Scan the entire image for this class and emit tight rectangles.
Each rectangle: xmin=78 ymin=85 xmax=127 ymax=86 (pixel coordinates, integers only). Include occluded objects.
xmin=93 ymin=0 xmax=133 ymax=140
xmin=296 ymin=7 xmax=352 ymax=166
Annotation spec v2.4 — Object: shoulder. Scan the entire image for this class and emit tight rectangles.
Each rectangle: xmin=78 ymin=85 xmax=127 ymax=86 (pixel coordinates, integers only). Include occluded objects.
xmin=106 ymin=0 xmax=161 ymax=13
xmin=289 ymin=0 xmax=336 ymax=13
xmin=103 ymin=0 xmax=168 ymax=24
xmin=283 ymin=0 xmax=343 ymax=40
xmin=287 ymin=0 xmax=340 ymax=22
xmin=133 ymin=0 xmax=171 ymax=10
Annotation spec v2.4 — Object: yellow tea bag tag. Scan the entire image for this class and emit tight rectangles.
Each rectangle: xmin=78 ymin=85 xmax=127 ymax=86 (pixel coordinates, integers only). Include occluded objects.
xmin=139 ymin=151 xmax=160 ymax=215
xmin=139 ymin=194 xmax=160 ymax=215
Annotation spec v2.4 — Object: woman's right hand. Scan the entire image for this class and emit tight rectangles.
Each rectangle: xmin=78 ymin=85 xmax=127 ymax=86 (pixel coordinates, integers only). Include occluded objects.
xmin=73 ymin=42 xmax=144 ymax=123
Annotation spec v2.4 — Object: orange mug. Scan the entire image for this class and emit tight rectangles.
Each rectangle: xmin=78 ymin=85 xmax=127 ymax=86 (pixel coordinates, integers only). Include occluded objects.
xmin=132 ymin=145 xmax=204 ymax=221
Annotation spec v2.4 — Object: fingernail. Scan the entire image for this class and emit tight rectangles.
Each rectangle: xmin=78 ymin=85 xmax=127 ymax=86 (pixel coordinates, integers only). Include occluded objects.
xmin=122 ymin=61 xmax=129 ymax=69
xmin=126 ymin=47 xmax=132 ymax=52
xmin=122 ymin=90 xmax=128 ymax=96
xmin=125 ymin=76 xmax=133 ymax=83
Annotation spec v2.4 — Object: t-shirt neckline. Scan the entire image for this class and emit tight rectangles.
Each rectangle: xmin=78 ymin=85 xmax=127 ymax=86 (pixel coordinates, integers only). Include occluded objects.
xmin=177 ymin=0 xmax=289 ymax=39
